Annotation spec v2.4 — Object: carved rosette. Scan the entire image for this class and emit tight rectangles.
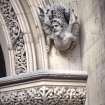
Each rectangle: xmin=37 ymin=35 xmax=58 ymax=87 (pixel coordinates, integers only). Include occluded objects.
xmin=0 ymin=0 xmax=27 ymax=74
xmin=0 ymin=86 xmax=86 ymax=105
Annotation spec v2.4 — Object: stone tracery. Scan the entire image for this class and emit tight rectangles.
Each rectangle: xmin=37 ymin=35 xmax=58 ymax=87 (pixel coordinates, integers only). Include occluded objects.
xmin=0 ymin=0 xmax=27 ymax=74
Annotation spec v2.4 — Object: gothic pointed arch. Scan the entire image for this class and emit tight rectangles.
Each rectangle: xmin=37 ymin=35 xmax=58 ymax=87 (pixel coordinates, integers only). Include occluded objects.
xmin=0 ymin=0 xmax=37 ymax=75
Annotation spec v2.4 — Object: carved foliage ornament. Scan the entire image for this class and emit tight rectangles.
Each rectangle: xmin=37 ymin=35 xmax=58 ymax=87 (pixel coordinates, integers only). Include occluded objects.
xmin=39 ymin=5 xmax=80 ymax=53
xmin=0 ymin=86 xmax=86 ymax=105
xmin=0 ymin=0 xmax=27 ymax=74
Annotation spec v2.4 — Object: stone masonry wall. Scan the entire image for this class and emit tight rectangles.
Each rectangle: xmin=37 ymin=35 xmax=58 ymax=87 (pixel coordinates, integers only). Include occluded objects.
xmin=79 ymin=0 xmax=105 ymax=105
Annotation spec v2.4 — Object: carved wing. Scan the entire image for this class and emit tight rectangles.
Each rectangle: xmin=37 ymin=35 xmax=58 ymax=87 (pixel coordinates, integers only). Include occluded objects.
xmin=64 ymin=9 xmax=70 ymax=24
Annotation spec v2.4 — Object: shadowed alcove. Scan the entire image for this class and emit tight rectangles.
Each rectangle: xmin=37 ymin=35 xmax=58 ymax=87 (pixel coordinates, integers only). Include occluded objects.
xmin=0 ymin=45 xmax=6 ymax=78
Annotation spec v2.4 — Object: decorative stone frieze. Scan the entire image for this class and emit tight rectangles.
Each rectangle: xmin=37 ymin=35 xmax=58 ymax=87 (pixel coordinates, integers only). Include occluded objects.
xmin=0 ymin=0 xmax=27 ymax=74
xmin=0 ymin=86 xmax=86 ymax=105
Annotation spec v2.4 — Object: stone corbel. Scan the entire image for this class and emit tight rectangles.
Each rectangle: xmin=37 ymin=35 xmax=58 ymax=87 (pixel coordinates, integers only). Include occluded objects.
xmin=39 ymin=4 xmax=80 ymax=53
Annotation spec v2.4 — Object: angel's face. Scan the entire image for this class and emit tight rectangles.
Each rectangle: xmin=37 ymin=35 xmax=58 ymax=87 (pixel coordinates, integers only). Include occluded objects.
xmin=52 ymin=18 xmax=64 ymax=34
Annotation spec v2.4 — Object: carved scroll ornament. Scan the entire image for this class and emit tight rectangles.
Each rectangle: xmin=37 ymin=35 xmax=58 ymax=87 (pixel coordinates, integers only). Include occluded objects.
xmin=0 ymin=86 xmax=86 ymax=105
xmin=39 ymin=5 xmax=80 ymax=53
xmin=0 ymin=0 xmax=27 ymax=74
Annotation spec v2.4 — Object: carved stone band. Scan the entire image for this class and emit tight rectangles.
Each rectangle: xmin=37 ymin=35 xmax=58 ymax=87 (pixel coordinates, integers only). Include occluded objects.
xmin=0 ymin=72 xmax=87 ymax=105
xmin=0 ymin=86 xmax=86 ymax=105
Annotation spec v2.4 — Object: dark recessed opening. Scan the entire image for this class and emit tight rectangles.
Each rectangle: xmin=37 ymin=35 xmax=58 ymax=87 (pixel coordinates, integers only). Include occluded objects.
xmin=0 ymin=45 xmax=6 ymax=78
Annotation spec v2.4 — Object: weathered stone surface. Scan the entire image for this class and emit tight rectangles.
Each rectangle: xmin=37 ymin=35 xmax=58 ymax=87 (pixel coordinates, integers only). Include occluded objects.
xmin=79 ymin=0 xmax=105 ymax=105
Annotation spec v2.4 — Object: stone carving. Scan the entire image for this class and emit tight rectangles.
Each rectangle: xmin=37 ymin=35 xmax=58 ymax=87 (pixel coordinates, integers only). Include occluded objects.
xmin=39 ymin=5 xmax=80 ymax=53
xmin=0 ymin=0 xmax=27 ymax=74
xmin=0 ymin=86 xmax=86 ymax=105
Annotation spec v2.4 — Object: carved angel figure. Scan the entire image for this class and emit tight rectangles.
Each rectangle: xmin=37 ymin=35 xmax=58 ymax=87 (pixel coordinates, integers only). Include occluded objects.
xmin=38 ymin=4 xmax=80 ymax=53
